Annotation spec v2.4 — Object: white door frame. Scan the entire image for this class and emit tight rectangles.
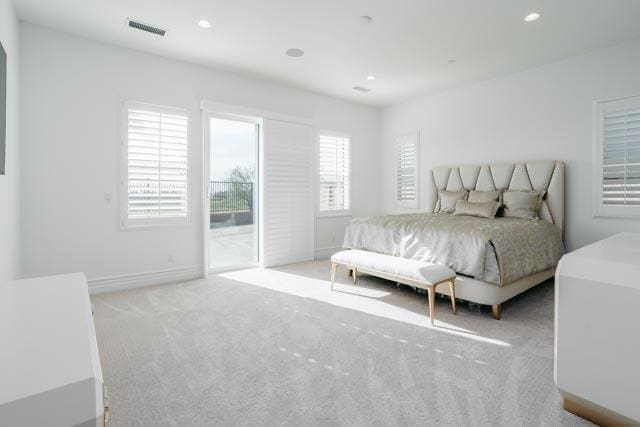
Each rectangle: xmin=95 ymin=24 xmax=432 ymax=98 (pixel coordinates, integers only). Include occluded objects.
xmin=201 ymin=100 xmax=314 ymax=277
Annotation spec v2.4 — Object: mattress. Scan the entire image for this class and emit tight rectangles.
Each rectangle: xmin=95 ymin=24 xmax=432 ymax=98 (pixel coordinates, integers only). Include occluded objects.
xmin=342 ymin=213 xmax=564 ymax=286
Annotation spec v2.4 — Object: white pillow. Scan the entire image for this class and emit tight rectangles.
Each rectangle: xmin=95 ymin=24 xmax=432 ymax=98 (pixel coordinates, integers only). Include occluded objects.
xmin=436 ymin=190 xmax=468 ymax=213
xmin=453 ymin=200 xmax=500 ymax=219
xmin=468 ymin=189 xmax=502 ymax=204
xmin=502 ymin=190 xmax=545 ymax=219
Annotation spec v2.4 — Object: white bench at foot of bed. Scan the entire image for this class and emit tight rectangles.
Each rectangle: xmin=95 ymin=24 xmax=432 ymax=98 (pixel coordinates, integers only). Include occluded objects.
xmin=330 ymin=249 xmax=457 ymax=326
xmin=332 ymin=250 xmax=557 ymax=320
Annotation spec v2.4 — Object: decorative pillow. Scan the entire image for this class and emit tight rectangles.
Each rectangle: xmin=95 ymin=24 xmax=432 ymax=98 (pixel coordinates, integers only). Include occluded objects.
xmin=502 ymin=190 xmax=544 ymax=220
xmin=436 ymin=190 xmax=468 ymax=213
xmin=453 ymin=200 xmax=500 ymax=219
xmin=468 ymin=189 xmax=502 ymax=204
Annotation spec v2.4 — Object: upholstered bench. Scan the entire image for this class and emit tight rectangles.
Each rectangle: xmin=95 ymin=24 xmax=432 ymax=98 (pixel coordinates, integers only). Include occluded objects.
xmin=330 ymin=249 xmax=457 ymax=326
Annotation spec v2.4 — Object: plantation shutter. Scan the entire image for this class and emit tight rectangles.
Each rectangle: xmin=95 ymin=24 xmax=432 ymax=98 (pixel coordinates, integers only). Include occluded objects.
xmin=318 ymin=134 xmax=350 ymax=212
xmin=601 ymin=100 xmax=640 ymax=206
xmin=124 ymin=102 xmax=189 ymax=226
xmin=261 ymin=118 xmax=314 ymax=267
xmin=396 ymin=132 xmax=419 ymax=207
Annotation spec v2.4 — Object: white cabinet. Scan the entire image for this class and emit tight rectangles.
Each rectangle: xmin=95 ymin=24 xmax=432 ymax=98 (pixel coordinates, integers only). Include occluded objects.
xmin=555 ymin=232 xmax=640 ymax=425
xmin=0 ymin=273 xmax=106 ymax=426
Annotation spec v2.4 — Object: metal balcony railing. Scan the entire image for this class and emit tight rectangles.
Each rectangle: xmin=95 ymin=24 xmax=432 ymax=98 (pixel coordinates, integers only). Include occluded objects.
xmin=209 ymin=181 xmax=254 ymax=214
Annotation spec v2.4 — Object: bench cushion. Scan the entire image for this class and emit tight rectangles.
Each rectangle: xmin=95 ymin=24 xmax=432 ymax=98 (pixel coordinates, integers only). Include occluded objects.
xmin=331 ymin=250 xmax=455 ymax=286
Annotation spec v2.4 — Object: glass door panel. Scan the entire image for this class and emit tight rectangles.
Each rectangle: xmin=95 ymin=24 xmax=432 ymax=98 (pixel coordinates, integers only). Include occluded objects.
xmin=209 ymin=117 xmax=258 ymax=270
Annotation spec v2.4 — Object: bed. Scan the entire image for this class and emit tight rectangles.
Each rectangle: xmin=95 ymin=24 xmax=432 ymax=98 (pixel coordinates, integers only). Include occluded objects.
xmin=342 ymin=160 xmax=565 ymax=318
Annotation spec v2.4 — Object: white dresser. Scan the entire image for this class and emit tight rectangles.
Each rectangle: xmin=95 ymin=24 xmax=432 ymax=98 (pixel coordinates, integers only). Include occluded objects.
xmin=555 ymin=232 xmax=640 ymax=425
xmin=0 ymin=273 xmax=107 ymax=426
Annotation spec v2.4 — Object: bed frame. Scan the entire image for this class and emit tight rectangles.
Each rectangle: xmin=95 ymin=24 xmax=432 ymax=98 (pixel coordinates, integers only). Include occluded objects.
xmin=424 ymin=160 xmax=565 ymax=319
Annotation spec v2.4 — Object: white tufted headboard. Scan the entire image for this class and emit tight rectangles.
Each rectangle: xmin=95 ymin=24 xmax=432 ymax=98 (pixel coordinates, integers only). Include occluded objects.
xmin=429 ymin=160 xmax=565 ymax=233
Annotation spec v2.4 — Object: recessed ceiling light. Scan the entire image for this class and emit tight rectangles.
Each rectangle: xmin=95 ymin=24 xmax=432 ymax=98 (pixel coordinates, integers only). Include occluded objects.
xmin=285 ymin=48 xmax=304 ymax=58
xmin=360 ymin=15 xmax=373 ymax=24
xmin=197 ymin=19 xmax=212 ymax=29
xmin=366 ymin=75 xmax=376 ymax=81
xmin=524 ymin=12 xmax=541 ymax=22
xmin=447 ymin=59 xmax=457 ymax=64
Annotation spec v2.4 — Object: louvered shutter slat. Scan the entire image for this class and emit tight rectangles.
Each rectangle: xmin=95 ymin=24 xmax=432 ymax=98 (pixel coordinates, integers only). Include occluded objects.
xmin=318 ymin=134 xmax=350 ymax=212
xmin=396 ymin=138 xmax=418 ymax=203
xmin=126 ymin=105 xmax=189 ymax=221
xmin=601 ymin=104 xmax=640 ymax=206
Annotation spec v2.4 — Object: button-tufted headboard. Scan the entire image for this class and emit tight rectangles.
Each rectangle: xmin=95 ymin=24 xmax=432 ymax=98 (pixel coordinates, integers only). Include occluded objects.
xmin=429 ymin=161 xmax=565 ymax=233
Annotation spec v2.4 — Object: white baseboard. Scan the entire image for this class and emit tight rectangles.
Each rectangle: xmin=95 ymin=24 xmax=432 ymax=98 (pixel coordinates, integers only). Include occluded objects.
xmin=88 ymin=266 xmax=203 ymax=295
xmin=314 ymin=246 xmax=342 ymax=260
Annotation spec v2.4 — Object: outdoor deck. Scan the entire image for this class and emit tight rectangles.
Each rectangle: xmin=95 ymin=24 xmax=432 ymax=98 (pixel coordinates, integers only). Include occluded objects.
xmin=209 ymin=225 xmax=257 ymax=270
xmin=209 ymin=180 xmax=257 ymax=269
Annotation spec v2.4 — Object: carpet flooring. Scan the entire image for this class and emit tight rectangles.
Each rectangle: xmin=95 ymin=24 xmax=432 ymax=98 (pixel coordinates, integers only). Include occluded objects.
xmin=91 ymin=260 xmax=591 ymax=426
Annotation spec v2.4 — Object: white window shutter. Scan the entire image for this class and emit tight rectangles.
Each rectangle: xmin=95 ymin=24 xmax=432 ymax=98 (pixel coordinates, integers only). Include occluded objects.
xmin=396 ymin=132 xmax=419 ymax=208
xmin=318 ymin=133 xmax=350 ymax=213
xmin=124 ymin=102 xmax=189 ymax=227
xmin=602 ymin=109 xmax=640 ymax=205
xmin=261 ymin=119 xmax=314 ymax=267
xmin=595 ymin=95 xmax=640 ymax=218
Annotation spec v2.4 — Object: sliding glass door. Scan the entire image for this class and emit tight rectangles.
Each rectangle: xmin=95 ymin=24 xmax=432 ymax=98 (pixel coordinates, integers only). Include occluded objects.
xmin=207 ymin=115 xmax=259 ymax=270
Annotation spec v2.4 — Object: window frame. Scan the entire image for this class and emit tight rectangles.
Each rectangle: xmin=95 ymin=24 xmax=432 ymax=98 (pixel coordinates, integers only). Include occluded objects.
xmin=119 ymin=99 xmax=192 ymax=230
xmin=316 ymin=129 xmax=352 ymax=218
xmin=593 ymin=95 xmax=640 ymax=219
xmin=395 ymin=131 xmax=420 ymax=210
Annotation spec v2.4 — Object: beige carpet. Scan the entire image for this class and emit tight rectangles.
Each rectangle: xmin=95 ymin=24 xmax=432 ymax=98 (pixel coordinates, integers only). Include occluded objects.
xmin=92 ymin=260 xmax=591 ymax=426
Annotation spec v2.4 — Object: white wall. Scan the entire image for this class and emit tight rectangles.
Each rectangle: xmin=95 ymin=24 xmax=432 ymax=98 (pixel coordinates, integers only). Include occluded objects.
xmin=381 ymin=38 xmax=640 ymax=251
xmin=0 ymin=0 xmax=20 ymax=283
xmin=20 ymin=24 xmax=380 ymax=283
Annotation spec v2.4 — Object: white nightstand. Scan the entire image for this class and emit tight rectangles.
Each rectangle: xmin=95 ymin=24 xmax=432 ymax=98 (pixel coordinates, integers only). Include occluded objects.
xmin=555 ymin=232 xmax=640 ymax=425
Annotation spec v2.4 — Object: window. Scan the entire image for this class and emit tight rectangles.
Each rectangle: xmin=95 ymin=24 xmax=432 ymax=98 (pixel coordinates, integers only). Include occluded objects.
xmin=595 ymin=95 xmax=640 ymax=218
xmin=121 ymin=101 xmax=189 ymax=228
xmin=396 ymin=132 xmax=419 ymax=208
xmin=318 ymin=132 xmax=350 ymax=215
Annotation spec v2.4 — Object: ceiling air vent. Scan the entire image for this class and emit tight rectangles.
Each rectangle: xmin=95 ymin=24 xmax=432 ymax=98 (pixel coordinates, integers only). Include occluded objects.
xmin=352 ymin=86 xmax=371 ymax=93
xmin=128 ymin=19 xmax=166 ymax=36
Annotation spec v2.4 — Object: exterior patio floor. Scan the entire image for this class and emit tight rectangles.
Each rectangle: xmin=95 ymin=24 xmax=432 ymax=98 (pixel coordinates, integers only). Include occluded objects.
xmin=209 ymin=225 xmax=257 ymax=270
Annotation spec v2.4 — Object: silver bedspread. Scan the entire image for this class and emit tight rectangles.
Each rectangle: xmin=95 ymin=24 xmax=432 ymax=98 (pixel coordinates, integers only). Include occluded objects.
xmin=342 ymin=213 xmax=564 ymax=286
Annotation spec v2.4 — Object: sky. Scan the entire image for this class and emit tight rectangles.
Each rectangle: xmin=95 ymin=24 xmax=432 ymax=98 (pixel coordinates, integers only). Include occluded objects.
xmin=210 ymin=118 xmax=257 ymax=181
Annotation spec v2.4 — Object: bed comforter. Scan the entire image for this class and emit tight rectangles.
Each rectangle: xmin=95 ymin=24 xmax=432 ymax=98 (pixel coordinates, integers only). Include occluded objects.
xmin=342 ymin=213 xmax=564 ymax=286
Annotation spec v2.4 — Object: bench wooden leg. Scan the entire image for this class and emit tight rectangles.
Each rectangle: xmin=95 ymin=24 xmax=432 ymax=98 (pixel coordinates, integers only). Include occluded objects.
xmin=330 ymin=263 xmax=337 ymax=290
xmin=492 ymin=304 xmax=502 ymax=320
xmin=427 ymin=286 xmax=436 ymax=326
xmin=352 ymin=268 xmax=357 ymax=284
xmin=448 ymin=279 xmax=457 ymax=315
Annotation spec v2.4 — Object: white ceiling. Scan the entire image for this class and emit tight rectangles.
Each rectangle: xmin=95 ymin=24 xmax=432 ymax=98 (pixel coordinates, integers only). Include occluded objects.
xmin=13 ymin=0 xmax=640 ymax=107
